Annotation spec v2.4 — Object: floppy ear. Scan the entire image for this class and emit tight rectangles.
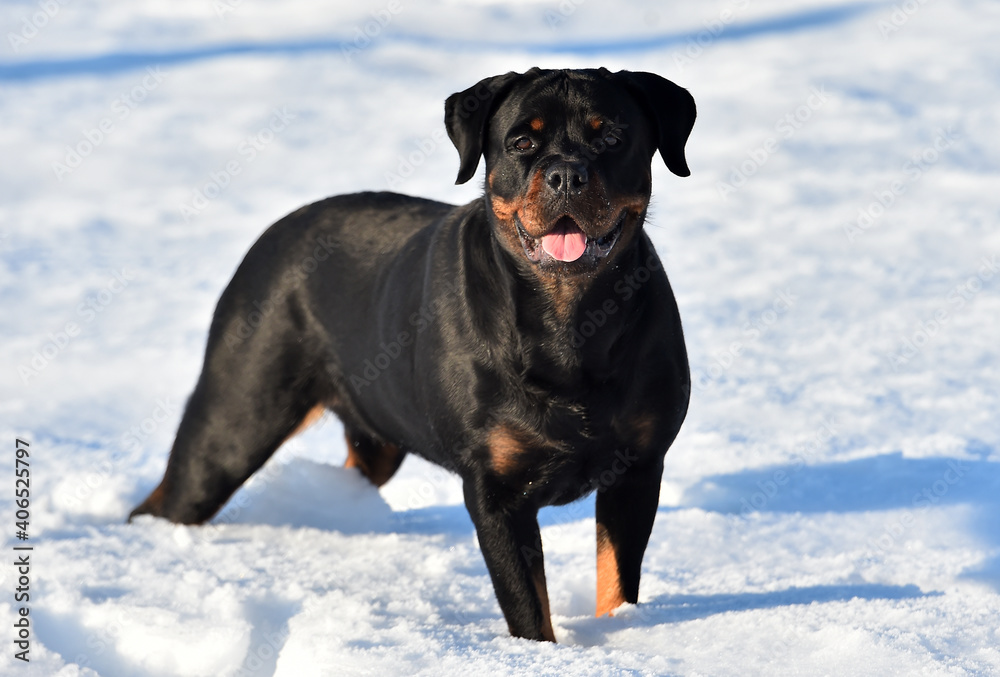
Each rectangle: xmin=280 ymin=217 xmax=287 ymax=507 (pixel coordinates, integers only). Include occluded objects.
xmin=615 ymin=71 xmax=697 ymax=177
xmin=444 ymin=72 xmax=523 ymax=185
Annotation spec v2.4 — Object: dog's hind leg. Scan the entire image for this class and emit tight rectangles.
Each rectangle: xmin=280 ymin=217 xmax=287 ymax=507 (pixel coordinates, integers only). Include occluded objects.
xmin=128 ymin=368 xmax=324 ymax=524
xmin=129 ymin=285 xmax=330 ymax=525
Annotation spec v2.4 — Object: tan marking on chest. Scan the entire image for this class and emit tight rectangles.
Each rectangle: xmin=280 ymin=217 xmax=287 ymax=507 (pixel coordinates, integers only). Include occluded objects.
xmin=487 ymin=424 xmax=533 ymax=476
xmin=632 ymin=413 xmax=657 ymax=450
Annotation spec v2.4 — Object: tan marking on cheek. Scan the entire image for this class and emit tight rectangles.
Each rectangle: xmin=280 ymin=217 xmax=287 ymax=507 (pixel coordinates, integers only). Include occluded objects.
xmin=611 ymin=194 xmax=650 ymax=219
xmin=596 ymin=522 xmax=626 ymax=617
xmin=519 ymin=169 xmax=549 ymax=235
xmin=488 ymin=193 xmax=529 ymax=264
xmin=488 ymin=169 xmax=525 ymax=223
xmin=489 ymin=170 xmax=549 ymax=238
xmin=530 ymin=117 xmax=545 ymax=131
xmin=490 ymin=194 xmax=518 ymax=222
xmin=597 ymin=193 xmax=651 ymax=256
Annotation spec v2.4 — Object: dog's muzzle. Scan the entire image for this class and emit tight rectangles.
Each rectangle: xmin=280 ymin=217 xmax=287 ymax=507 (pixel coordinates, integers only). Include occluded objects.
xmin=515 ymin=211 xmax=625 ymax=264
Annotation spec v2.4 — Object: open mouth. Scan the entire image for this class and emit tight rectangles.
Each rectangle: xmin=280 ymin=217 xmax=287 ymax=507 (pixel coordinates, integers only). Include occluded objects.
xmin=515 ymin=212 xmax=625 ymax=264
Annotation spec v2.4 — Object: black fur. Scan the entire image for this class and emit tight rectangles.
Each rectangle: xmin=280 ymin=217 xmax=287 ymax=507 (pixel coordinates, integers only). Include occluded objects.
xmin=130 ymin=67 xmax=696 ymax=642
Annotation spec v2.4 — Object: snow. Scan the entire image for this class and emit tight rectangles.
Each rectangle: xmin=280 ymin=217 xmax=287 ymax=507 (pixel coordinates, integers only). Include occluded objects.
xmin=2 ymin=0 xmax=999 ymax=674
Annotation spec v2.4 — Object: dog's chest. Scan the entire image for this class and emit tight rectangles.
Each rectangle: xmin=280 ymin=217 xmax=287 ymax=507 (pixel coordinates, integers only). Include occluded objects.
xmin=483 ymin=388 xmax=660 ymax=504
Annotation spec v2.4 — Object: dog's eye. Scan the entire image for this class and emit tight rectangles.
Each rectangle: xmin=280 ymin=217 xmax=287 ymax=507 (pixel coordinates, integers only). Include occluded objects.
xmin=513 ymin=137 xmax=535 ymax=152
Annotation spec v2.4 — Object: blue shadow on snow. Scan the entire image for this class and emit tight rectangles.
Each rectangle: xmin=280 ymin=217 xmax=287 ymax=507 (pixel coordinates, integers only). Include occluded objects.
xmin=639 ymin=582 xmax=929 ymax=624
xmin=681 ymin=450 xmax=1000 ymax=592
xmin=0 ymin=2 xmax=881 ymax=82
xmin=680 ymin=452 xmax=1000 ymax=516
xmin=562 ymin=583 xmax=931 ymax=644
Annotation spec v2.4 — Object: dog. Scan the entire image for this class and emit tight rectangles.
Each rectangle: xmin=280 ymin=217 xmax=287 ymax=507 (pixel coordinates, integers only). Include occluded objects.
xmin=130 ymin=67 xmax=696 ymax=642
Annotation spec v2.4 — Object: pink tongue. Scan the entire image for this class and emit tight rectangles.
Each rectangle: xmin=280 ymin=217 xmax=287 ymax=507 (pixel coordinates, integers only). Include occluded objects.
xmin=541 ymin=228 xmax=587 ymax=262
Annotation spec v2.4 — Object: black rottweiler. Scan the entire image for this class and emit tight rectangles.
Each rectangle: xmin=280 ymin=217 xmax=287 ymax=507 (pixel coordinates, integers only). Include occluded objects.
xmin=130 ymin=67 xmax=695 ymax=642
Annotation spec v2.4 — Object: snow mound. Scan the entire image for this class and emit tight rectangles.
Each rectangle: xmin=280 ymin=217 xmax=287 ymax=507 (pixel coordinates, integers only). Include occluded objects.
xmin=222 ymin=459 xmax=394 ymax=534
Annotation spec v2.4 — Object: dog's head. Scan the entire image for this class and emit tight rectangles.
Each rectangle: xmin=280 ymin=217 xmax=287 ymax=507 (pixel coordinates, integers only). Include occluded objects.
xmin=445 ymin=68 xmax=695 ymax=276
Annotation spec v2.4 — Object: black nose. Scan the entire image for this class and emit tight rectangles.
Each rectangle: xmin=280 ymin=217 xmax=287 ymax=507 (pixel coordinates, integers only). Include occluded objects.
xmin=544 ymin=162 xmax=588 ymax=195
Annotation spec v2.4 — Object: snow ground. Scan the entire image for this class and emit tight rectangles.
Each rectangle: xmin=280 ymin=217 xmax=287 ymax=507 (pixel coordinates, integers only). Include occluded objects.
xmin=1 ymin=0 xmax=999 ymax=674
